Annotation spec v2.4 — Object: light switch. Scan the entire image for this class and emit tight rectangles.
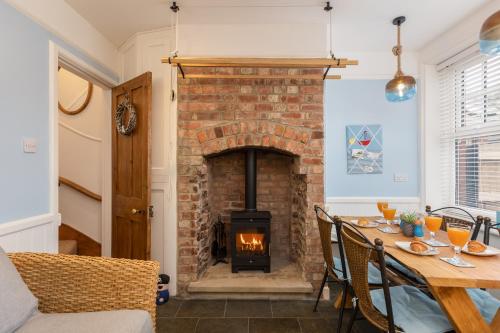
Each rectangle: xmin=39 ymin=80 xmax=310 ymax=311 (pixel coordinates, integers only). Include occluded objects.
xmin=23 ymin=138 xmax=37 ymax=153
xmin=394 ymin=173 xmax=408 ymax=182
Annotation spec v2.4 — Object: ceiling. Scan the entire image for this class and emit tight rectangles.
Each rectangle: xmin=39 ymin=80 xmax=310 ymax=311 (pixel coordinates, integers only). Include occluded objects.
xmin=66 ymin=0 xmax=490 ymax=50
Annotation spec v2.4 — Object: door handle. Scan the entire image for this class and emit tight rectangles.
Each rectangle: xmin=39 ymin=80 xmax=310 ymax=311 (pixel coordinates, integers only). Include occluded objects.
xmin=131 ymin=208 xmax=145 ymax=215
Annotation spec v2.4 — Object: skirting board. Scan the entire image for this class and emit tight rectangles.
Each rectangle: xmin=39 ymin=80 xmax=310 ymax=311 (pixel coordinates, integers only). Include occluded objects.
xmin=0 ymin=213 xmax=59 ymax=253
xmin=325 ymin=197 xmax=422 ymax=216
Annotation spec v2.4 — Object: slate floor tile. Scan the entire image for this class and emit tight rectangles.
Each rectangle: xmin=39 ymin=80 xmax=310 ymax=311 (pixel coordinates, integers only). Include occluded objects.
xmin=249 ymin=318 xmax=301 ymax=333
xmin=176 ymin=300 xmax=226 ymax=318
xmin=157 ymin=298 xmax=183 ymax=318
xmin=226 ymin=300 xmax=272 ymax=317
xmin=271 ymin=300 xmax=321 ymax=318
xmin=158 ymin=318 xmax=198 ymax=333
xmin=299 ymin=318 xmax=337 ymax=333
xmin=196 ymin=318 xmax=248 ymax=333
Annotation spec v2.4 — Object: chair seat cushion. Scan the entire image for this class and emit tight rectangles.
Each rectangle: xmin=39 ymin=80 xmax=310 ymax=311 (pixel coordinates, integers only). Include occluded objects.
xmin=333 ymin=256 xmax=382 ymax=284
xmin=16 ymin=310 xmax=153 ymax=333
xmin=371 ymin=285 xmax=453 ymax=333
xmin=0 ymin=247 xmax=38 ymax=333
xmin=467 ymin=288 xmax=500 ymax=324
xmin=385 ymin=257 xmax=426 ymax=284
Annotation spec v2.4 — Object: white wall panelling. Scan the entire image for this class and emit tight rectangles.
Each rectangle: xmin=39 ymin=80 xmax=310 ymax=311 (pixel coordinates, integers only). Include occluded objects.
xmin=119 ymin=28 xmax=177 ymax=295
xmin=325 ymin=197 xmax=421 ymax=217
xmin=0 ymin=214 xmax=59 ymax=253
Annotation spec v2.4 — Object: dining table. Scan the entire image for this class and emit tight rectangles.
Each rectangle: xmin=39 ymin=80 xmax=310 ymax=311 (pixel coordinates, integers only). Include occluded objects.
xmin=340 ymin=216 xmax=500 ymax=333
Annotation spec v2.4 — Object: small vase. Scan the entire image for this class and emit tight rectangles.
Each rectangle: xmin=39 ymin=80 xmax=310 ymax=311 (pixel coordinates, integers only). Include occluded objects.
xmin=400 ymin=220 xmax=415 ymax=237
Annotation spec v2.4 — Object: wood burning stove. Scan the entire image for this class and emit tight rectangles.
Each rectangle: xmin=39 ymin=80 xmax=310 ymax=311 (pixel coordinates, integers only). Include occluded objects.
xmin=230 ymin=149 xmax=271 ymax=273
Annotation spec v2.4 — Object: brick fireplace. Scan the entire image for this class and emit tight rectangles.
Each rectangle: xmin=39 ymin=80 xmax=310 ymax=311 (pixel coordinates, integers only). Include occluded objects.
xmin=177 ymin=67 xmax=325 ymax=295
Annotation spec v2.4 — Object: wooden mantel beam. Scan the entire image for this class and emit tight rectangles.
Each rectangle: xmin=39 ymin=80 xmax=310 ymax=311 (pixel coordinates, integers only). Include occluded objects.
xmin=162 ymin=57 xmax=358 ymax=68
xmin=177 ymin=73 xmax=342 ymax=80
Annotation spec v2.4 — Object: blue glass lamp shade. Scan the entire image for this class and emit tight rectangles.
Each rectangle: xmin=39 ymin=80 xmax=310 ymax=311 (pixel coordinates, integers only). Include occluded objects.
xmin=385 ymin=74 xmax=416 ymax=102
xmin=480 ymin=10 xmax=500 ymax=56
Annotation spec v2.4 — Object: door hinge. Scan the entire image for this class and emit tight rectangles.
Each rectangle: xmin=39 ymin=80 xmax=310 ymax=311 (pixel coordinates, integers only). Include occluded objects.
xmin=171 ymin=90 xmax=176 ymax=101
xmin=149 ymin=205 xmax=154 ymax=218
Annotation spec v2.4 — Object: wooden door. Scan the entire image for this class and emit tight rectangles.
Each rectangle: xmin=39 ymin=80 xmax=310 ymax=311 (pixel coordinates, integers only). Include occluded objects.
xmin=112 ymin=72 xmax=152 ymax=260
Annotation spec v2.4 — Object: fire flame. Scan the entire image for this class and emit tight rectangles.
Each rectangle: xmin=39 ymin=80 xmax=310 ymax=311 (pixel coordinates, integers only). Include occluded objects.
xmin=239 ymin=233 xmax=264 ymax=252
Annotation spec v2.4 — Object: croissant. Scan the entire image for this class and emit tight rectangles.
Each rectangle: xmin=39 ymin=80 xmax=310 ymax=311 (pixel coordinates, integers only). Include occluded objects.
xmin=358 ymin=218 xmax=369 ymax=226
xmin=410 ymin=241 xmax=429 ymax=253
xmin=467 ymin=240 xmax=487 ymax=253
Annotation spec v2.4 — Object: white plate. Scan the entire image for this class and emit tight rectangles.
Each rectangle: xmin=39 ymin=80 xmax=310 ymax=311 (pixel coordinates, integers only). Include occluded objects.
xmin=395 ymin=241 xmax=440 ymax=256
xmin=350 ymin=219 xmax=378 ymax=228
xmin=377 ymin=227 xmax=401 ymax=234
xmin=462 ymin=245 xmax=500 ymax=257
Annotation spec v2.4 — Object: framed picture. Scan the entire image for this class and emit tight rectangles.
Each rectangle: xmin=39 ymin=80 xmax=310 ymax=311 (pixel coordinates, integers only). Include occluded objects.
xmin=346 ymin=124 xmax=383 ymax=174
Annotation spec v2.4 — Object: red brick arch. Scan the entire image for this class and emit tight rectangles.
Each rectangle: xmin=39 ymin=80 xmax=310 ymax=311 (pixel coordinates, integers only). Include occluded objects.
xmin=197 ymin=120 xmax=311 ymax=157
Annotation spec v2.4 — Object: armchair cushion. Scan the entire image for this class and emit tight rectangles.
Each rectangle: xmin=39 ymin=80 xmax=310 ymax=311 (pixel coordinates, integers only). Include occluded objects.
xmin=16 ymin=309 xmax=153 ymax=333
xmin=0 ymin=247 xmax=38 ymax=333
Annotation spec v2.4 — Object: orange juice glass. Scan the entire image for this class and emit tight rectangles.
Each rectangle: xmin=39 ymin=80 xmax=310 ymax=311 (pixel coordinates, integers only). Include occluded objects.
xmin=424 ymin=216 xmax=443 ymax=246
xmin=447 ymin=223 xmax=471 ymax=265
xmin=382 ymin=208 xmax=397 ymax=226
xmin=377 ymin=202 xmax=389 ymax=214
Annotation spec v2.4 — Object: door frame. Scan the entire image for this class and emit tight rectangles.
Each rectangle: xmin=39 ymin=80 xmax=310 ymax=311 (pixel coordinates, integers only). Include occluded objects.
xmin=49 ymin=41 xmax=119 ymax=256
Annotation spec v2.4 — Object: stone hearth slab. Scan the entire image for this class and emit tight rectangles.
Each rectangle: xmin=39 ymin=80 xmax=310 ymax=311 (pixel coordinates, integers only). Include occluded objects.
xmin=188 ymin=257 xmax=313 ymax=294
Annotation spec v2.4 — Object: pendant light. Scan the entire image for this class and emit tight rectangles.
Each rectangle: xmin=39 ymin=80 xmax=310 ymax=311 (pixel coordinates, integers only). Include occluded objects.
xmin=385 ymin=16 xmax=416 ymax=102
xmin=480 ymin=10 xmax=500 ymax=56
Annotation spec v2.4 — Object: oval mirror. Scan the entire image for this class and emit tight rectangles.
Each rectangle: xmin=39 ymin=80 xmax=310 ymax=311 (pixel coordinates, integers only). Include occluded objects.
xmin=58 ymin=67 xmax=93 ymax=115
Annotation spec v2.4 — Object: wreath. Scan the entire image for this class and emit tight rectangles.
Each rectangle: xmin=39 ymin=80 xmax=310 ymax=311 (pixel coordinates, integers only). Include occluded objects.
xmin=115 ymin=97 xmax=137 ymax=135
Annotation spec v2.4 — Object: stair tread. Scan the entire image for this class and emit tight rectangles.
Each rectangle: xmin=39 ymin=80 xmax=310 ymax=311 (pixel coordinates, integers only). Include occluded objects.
xmin=59 ymin=240 xmax=78 ymax=255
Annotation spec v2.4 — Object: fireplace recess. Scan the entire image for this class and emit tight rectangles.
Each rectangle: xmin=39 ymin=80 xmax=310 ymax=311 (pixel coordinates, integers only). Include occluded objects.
xmin=230 ymin=149 xmax=271 ymax=273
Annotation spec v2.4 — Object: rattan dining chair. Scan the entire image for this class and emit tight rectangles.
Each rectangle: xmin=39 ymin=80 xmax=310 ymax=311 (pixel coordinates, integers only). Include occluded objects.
xmin=313 ymin=205 xmax=350 ymax=333
xmin=483 ymin=217 xmax=499 ymax=245
xmin=341 ymin=223 xmax=453 ymax=333
xmin=425 ymin=205 xmax=484 ymax=240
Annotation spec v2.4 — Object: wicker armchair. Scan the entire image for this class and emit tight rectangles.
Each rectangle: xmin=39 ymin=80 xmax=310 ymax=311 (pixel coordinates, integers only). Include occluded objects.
xmin=8 ymin=253 xmax=159 ymax=331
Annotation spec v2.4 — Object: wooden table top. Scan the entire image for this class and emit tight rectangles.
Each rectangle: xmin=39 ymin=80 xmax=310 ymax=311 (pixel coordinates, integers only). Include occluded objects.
xmin=341 ymin=216 xmax=500 ymax=289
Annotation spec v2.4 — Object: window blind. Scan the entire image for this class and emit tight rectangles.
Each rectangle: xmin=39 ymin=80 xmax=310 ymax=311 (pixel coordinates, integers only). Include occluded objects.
xmin=439 ymin=51 xmax=500 ymax=212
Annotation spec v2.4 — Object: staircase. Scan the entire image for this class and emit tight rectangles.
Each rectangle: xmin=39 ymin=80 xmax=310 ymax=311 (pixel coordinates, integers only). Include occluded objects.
xmin=58 ymin=177 xmax=102 ymax=256
xmin=59 ymin=240 xmax=78 ymax=255
xmin=58 ymin=223 xmax=101 ymax=256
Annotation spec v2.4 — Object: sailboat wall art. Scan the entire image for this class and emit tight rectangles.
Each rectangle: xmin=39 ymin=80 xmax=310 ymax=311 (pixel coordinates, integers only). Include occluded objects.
xmin=346 ymin=124 xmax=383 ymax=174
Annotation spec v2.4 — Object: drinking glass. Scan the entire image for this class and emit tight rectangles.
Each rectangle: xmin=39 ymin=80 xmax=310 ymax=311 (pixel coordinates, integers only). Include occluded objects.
xmin=377 ymin=202 xmax=389 ymax=215
xmin=424 ymin=216 xmax=447 ymax=246
xmin=446 ymin=223 xmax=471 ymax=266
xmin=382 ymin=208 xmax=397 ymax=232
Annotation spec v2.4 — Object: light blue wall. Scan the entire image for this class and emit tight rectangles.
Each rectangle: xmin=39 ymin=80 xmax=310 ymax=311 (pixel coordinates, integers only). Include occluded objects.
xmin=0 ymin=1 xmax=117 ymax=223
xmin=324 ymin=80 xmax=419 ymax=197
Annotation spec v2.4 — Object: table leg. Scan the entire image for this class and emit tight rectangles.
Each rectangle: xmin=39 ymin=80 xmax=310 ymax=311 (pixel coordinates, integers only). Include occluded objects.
xmin=429 ymin=286 xmax=492 ymax=333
